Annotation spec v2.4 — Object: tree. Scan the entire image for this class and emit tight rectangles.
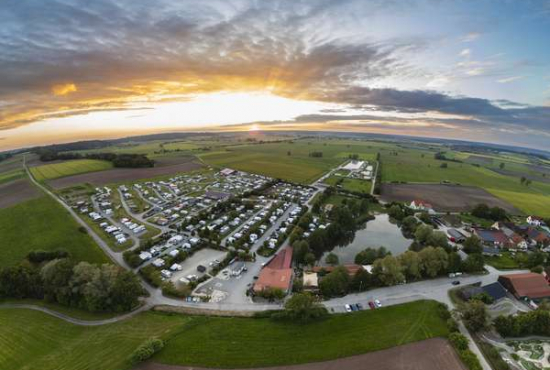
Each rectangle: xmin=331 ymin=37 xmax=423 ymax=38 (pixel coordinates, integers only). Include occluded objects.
xmin=415 ymin=224 xmax=434 ymax=245
xmin=399 ymin=250 xmax=422 ymax=281
xmin=401 ymin=216 xmax=419 ymax=236
xmin=293 ymin=240 xmax=310 ymax=265
xmin=372 ymin=255 xmax=404 ymax=286
xmin=278 ymin=293 xmax=327 ymax=322
xmin=354 ymin=247 xmax=390 ymax=265
xmin=388 ymin=205 xmax=405 ymax=221
xmin=325 ymin=253 xmax=339 ymax=266
xmin=449 ymin=332 xmax=469 ymax=351
xmin=428 ymin=231 xmax=450 ymax=249
xmin=419 ymin=247 xmax=449 ymax=278
xmin=319 ymin=266 xmax=350 ymax=297
xmin=350 ymin=269 xmax=372 ymax=291
xmin=41 ymin=258 xmax=75 ymax=305
xmin=461 ymin=300 xmax=487 ymax=332
xmin=499 ymin=162 xmax=505 ymax=170
xmin=527 ymin=251 xmax=546 ymax=268
xmin=463 ymin=236 xmax=482 ymax=254
xmin=304 ymin=253 xmax=316 ymax=267
xmin=447 ymin=251 xmax=463 ymax=273
xmin=463 ymin=253 xmax=484 ymax=273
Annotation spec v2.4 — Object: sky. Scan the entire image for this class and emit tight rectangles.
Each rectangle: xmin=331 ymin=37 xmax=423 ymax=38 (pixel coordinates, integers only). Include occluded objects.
xmin=1 ymin=0 xmax=550 ymax=151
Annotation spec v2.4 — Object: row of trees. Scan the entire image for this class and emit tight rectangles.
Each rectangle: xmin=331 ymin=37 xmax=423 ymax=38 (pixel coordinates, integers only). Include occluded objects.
xmin=38 ymin=150 xmax=155 ymax=168
xmin=317 ymin=247 xmax=484 ymax=298
xmin=494 ymin=309 xmax=550 ymax=337
xmin=471 ymin=203 xmax=507 ymax=221
xmin=0 ymin=259 xmax=144 ymax=312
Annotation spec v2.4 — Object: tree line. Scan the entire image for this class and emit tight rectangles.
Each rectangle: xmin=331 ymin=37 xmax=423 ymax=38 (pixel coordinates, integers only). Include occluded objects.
xmin=0 ymin=251 xmax=144 ymax=312
xmin=37 ymin=150 xmax=155 ymax=168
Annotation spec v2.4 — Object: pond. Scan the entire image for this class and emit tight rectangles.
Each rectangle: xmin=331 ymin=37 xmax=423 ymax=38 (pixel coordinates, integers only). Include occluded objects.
xmin=321 ymin=214 xmax=411 ymax=265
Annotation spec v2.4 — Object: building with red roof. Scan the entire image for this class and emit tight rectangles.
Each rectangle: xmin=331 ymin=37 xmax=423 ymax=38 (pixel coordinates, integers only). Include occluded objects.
xmin=253 ymin=247 xmax=294 ymax=294
xmin=498 ymin=273 xmax=550 ymax=301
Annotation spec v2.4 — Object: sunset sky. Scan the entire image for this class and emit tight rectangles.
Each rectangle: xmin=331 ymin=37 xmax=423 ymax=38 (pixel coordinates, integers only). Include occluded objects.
xmin=1 ymin=0 xmax=550 ymax=151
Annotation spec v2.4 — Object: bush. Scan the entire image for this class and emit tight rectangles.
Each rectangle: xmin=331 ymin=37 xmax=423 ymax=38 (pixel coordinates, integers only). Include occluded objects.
xmin=449 ymin=332 xmax=469 ymax=351
xmin=123 ymin=250 xmax=143 ymax=268
xmin=27 ymin=249 xmax=69 ymax=263
xmin=459 ymin=349 xmax=483 ymax=370
xmin=447 ymin=318 xmax=459 ymax=333
xmin=129 ymin=338 xmax=164 ymax=364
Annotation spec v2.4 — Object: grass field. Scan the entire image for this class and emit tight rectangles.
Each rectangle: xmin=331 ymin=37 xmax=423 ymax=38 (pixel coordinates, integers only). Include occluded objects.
xmin=379 ymin=147 xmax=550 ymax=216
xmin=0 ymin=309 xmax=187 ymax=370
xmin=485 ymin=252 xmax=521 ymax=270
xmin=0 ymin=300 xmax=448 ymax=370
xmin=0 ymin=169 xmax=25 ymax=184
xmin=0 ymin=196 xmax=110 ymax=267
xmin=30 ymin=159 xmax=113 ymax=181
xmin=198 ymin=139 xmax=384 ymax=183
xmin=157 ymin=300 xmax=448 ymax=368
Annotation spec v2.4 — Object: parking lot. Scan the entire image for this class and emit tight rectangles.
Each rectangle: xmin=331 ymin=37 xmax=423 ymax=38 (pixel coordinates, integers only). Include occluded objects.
xmin=170 ymin=248 xmax=227 ymax=285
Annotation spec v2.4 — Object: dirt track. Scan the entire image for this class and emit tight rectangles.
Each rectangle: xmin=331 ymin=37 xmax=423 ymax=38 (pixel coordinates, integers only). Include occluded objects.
xmin=0 ymin=178 xmax=41 ymax=208
xmin=47 ymin=162 xmax=203 ymax=189
xmin=381 ymin=183 xmax=521 ymax=213
xmin=137 ymin=338 xmax=464 ymax=370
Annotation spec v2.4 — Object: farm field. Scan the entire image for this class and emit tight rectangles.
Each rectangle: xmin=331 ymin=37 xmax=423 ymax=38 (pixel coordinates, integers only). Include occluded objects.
xmin=47 ymin=162 xmax=203 ymax=189
xmin=379 ymin=148 xmax=550 ymax=216
xmin=0 ymin=169 xmax=25 ymax=184
xmin=0 ymin=178 xmax=41 ymax=208
xmin=156 ymin=300 xmax=448 ymax=368
xmin=30 ymin=159 xmax=113 ymax=181
xmin=198 ymin=139 xmax=383 ymax=183
xmin=381 ymin=184 xmax=521 ymax=213
xmin=0 ymin=195 xmax=110 ymax=267
xmin=0 ymin=300 xmax=448 ymax=370
xmin=140 ymin=338 xmax=464 ymax=370
xmin=324 ymin=175 xmax=372 ymax=193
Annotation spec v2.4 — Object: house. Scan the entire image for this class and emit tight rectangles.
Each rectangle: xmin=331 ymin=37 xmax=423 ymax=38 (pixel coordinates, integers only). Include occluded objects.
xmin=220 ymin=168 xmax=235 ymax=176
xmin=527 ymin=216 xmax=544 ymax=227
xmin=254 ymin=247 xmax=294 ymax=294
xmin=482 ymin=247 xmax=502 ymax=257
xmin=474 ymin=229 xmax=509 ymax=247
xmin=409 ymin=199 xmax=434 ymax=212
xmin=498 ymin=273 xmax=550 ymax=302
xmin=527 ymin=228 xmax=550 ymax=246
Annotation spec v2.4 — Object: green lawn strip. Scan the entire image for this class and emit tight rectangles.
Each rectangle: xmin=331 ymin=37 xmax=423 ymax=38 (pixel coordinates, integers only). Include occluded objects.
xmin=0 ymin=309 xmax=187 ymax=370
xmin=156 ymin=300 xmax=449 ymax=368
xmin=0 ymin=196 xmax=110 ymax=267
xmin=30 ymin=159 xmax=113 ymax=182
xmin=0 ymin=298 xmax=121 ymax=321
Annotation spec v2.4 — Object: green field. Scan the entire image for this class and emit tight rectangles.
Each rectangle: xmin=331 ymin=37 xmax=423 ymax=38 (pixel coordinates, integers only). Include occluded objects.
xmin=0 ymin=300 xmax=448 ymax=370
xmin=30 ymin=159 xmax=113 ymax=181
xmin=198 ymin=140 xmax=383 ymax=183
xmin=485 ymin=252 xmax=521 ymax=270
xmin=157 ymin=300 xmax=448 ymax=368
xmin=0 ymin=309 xmax=186 ymax=370
xmin=325 ymin=175 xmax=372 ymax=193
xmin=0 ymin=196 xmax=110 ymax=267
xmin=0 ymin=169 xmax=25 ymax=184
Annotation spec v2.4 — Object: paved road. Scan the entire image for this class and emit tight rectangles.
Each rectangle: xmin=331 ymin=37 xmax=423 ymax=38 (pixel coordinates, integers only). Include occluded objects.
xmin=24 ymin=157 xmax=127 ymax=268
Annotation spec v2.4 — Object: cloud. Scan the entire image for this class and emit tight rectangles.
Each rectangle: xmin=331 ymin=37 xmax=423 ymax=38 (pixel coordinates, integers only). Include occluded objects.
xmin=461 ymin=32 xmax=481 ymax=42
xmin=52 ymin=83 xmax=77 ymax=96
xmin=459 ymin=48 xmax=471 ymax=57
xmin=497 ymin=76 xmax=526 ymax=83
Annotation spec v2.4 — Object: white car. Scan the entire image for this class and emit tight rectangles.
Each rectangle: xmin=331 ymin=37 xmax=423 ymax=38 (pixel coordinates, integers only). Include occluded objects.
xmin=374 ymin=299 xmax=382 ymax=308
xmin=344 ymin=304 xmax=352 ymax=313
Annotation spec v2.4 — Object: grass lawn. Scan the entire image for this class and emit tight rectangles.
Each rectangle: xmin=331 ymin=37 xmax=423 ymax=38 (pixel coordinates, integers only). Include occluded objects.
xmin=30 ymin=159 xmax=113 ymax=181
xmin=156 ymin=300 xmax=449 ymax=368
xmin=0 ymin=309 xmax=187 ymax=370
xmin=0 ymin=300 xmax=448 ymax=370
xmin=485 ymin=252 xmax=522 ymax=270
xmin=0 ymin=196 xmax=110 ymax=267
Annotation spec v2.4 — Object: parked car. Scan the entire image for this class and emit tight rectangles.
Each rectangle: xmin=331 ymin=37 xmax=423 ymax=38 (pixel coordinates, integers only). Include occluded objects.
xmin=368 ymin=301 xmax=376 ymax=309
xmin=356 ymin=303 xmax=363 ymax=310
xmin=344 ymin=304 xmax=352 ymax=313
xmin=197 ymin=265 xmax=206 ymax=273
xmin=374 ymin=299 xmax=382 ymax=308
xmin=452 ymin=280 xmax=461 ymax=286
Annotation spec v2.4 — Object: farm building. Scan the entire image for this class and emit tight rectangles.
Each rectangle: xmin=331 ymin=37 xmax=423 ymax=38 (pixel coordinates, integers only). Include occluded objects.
xmin=409 ymin=200 xmax=434 ymax=212
xmin=254 ymin=246 xmax=293 ymax=294
xmin=302 ymin=272 xmax=319 ymax=291
xmin=498 ymin=273 xmax=550 ymax=301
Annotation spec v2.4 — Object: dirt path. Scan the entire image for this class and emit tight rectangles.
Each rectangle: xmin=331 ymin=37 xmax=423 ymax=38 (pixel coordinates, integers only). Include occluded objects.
xmin=136 ymin=338 xmax=466 ymax=370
